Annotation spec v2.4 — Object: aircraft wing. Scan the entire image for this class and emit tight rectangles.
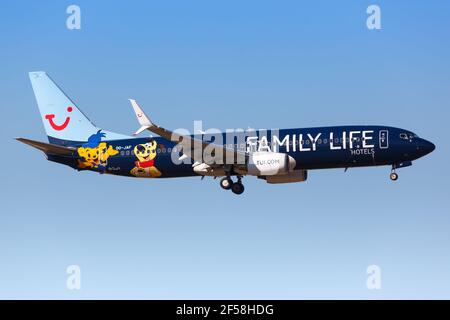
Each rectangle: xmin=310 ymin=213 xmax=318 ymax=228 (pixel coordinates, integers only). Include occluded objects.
xmin=128 ymin=99 xmax=247 ymax=165
xmin=16 ymin=137 xmax=77 ymax=155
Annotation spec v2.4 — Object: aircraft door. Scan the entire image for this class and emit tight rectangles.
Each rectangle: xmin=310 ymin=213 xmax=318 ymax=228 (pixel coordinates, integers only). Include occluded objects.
xmin=373 ymin=129 xmax=389 ymax=165
xmin=379 ymin=130 xmax=389 ymax=149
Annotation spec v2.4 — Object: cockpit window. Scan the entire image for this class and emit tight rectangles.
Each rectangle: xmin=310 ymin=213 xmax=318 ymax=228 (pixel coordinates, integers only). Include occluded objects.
xmin=400 ymin=132 xmax=418 ymax=140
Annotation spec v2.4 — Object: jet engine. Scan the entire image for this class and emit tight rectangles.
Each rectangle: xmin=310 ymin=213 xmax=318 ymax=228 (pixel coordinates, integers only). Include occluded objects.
xmin=247 ymin=152 xmax=296 ymax=176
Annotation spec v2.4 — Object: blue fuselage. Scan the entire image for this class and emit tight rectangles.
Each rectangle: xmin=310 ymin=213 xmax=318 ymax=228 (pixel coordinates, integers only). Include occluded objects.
xmin=48 ymin=125 xmax=435 ymax=178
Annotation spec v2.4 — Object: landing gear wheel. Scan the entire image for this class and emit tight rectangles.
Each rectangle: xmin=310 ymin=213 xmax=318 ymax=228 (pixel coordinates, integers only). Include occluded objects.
xmin=220 ymin=177 xmax=233 ymax=190
xmin=390 ymin=172 xmax=398 ymax=181
xmin=231 ymin=182 xmax=245 ymax=195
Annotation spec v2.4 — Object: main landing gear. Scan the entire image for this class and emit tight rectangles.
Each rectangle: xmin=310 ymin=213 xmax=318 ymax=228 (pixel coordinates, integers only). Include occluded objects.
xmin=390 ymin=165 xmax=398 ymax=181
xmin=220 ymin=176 xmax=245 ymax=195
xmin=220 ymin=177 xmax=233 ymax=190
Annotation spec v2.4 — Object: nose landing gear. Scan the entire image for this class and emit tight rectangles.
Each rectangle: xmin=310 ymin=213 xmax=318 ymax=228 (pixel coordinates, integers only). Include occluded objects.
xmin=220 ymin=176 xmax=245 ymax=195
xmin=390 ymin=165 xmax=398 ymax=181
xmin=390 ymin=172 xmax=398 ymax=181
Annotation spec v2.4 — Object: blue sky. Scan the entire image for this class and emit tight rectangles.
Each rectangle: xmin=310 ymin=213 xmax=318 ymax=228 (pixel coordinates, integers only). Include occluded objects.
xmin=0 ymin=0 xmax=449 ymax=299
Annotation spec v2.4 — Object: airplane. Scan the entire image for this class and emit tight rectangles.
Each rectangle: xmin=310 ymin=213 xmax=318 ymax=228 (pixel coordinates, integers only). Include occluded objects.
xmin=17 ymin=71 xmax=435 ymax=195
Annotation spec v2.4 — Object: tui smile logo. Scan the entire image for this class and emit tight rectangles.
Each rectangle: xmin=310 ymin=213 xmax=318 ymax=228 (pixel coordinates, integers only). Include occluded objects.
xmin=45 ymin=106 xmax=73 ymax=131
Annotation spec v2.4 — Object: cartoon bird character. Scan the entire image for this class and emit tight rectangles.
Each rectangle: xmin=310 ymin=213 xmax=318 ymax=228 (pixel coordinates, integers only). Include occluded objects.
xmin=77 ymin=130 xmax=119 ymax=172
xmin=130 ymin=140 xmax=162 ymax=177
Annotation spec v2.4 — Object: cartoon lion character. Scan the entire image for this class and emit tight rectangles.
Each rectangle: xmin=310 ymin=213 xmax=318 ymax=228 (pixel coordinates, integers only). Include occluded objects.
xmin=77 ymin=130 xmax=119 ymax=172
xmin=130 ymin=140 xmax=162 ymax=177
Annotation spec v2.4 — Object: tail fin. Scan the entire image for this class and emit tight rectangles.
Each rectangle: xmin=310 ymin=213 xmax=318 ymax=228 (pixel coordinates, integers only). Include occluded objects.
xmin=29 ymin=71 xmax=129 ymax=145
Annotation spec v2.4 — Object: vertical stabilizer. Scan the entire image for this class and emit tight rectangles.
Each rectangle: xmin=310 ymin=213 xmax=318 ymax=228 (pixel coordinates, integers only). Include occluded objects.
xmin=29 ymin=71 xmax=130 ymax=145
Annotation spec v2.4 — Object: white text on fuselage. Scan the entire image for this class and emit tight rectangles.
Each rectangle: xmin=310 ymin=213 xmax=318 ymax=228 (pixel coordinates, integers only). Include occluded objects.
xmin=245 ymin=130 xmax=375 ymax=154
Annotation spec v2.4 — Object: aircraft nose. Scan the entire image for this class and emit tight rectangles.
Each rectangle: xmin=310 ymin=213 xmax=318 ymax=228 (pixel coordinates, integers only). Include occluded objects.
xmin=417 ymin=138 xmax=435 ymax=156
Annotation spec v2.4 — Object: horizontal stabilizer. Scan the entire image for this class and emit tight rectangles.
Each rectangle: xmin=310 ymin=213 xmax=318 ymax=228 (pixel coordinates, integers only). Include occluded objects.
xmin=15 ymin=137 xmax=76 ymax=155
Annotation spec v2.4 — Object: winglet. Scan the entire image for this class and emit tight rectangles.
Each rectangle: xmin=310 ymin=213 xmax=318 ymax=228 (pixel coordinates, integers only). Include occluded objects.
xmin=129 ymin=99 xmax=154 ymax=135
xmin=134 ymin=125 xmax=151 ymax=136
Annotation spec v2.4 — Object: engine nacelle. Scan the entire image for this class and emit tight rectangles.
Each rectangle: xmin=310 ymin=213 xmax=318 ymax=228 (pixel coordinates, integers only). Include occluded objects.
xmin=264 ymin=170 xmax=308 ymax=184
xmin=247 ymin=152 xmax=296 ymax=176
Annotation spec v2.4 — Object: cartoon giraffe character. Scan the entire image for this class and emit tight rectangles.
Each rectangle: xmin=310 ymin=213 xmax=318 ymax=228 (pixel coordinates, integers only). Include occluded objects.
xmin=130 ymin=140 xmax=162 ymax=177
